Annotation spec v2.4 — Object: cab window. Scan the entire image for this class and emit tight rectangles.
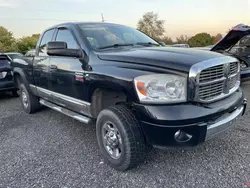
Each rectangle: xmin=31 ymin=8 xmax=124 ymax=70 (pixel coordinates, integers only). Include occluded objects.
xmin=38 ymin=29 xmax=55 ymax=56
xmin=55 ymin=28 xmax=78 ymax=49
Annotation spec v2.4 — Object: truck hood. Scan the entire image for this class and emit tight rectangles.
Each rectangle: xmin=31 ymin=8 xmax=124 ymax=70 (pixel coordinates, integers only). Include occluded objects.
xmin=211 ymin=24 xmax=250 ymax=51
xmin=97 ymin=47 xmax=224 ymax=73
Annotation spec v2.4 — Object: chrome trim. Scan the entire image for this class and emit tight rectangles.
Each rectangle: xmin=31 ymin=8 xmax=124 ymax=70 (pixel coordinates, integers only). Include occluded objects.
xmin=30 ymin=84 xmax=92 ymax=117
xmin=199 ymin=77 xmax=226 ymax=86
xmin=205 ymin=105 xmax=244 ymax=140
xmin=40 ymin=99 xmax=91 ymax=124
xmin=37 ymin=86 xmax=90 ymax=107
xmin=189 ymin=56 xmax=240 ymax=103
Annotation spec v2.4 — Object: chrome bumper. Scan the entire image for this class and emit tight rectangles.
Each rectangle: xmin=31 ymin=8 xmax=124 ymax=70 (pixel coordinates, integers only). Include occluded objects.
xmin=206 ymin=104 xmax=245 ymax=140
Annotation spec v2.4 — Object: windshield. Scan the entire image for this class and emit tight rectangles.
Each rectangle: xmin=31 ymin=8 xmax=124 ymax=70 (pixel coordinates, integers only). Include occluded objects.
xmin=78 ymin=23 xmax=158 ymax=50
xmin=227 ymin=35 xmax=250 ymax=56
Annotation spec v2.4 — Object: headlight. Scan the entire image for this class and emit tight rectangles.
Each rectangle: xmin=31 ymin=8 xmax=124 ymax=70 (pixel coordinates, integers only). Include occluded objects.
xmin=134 ymin=74 xmax=187 ymax=104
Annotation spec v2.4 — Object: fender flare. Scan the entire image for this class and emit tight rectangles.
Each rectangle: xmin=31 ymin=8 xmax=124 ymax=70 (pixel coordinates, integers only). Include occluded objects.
xmin=13 ymin=67 xmax=31 ymax=90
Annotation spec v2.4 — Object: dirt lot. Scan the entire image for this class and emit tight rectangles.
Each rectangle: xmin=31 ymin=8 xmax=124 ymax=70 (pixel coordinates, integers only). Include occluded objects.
xmin=0 ymin=83 xmax=250 ymax=188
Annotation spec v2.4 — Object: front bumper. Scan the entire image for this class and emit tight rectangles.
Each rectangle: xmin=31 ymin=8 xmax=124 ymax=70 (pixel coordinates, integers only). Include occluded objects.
xmin=134 ymin=89 xmax=247 ymax=148
xmin=205 ymin=104 xmax=244 ymax=141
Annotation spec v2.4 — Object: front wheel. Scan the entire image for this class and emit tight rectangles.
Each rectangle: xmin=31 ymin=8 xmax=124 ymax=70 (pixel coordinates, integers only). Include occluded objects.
xmin=96 ymin=105 xmax=148 ymax=171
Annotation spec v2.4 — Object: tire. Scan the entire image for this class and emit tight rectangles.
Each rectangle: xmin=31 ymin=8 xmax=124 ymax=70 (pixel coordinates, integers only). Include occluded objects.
xmin=12 ymin=90 xmax=19 ymax=97
xmin=20 ymin=84 xmax=40 ymax=114
xmin=96 ymin=105 xmax=148 ymax=171
xmin=14 ymin=74 xmax=21 ymax=96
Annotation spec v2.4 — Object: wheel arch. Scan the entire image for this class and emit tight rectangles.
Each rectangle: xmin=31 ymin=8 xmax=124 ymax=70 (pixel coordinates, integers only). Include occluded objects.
xmin=13 ymin=67 xmax=30 ymax=90
xmin=89 ymin=84 xmax=137 ymax=118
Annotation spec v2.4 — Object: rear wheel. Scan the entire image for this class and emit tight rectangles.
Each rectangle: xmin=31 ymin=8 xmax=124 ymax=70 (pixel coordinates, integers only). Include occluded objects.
xmin=20 ymin=84 xmax=40 ymax=114
xmin=96 ymin=105 xmax=148 ymax=171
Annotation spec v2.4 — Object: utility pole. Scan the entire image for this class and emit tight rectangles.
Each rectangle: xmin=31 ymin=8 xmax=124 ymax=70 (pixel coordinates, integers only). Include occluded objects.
xmin=101 ymin=13 xmax=105 ymax=22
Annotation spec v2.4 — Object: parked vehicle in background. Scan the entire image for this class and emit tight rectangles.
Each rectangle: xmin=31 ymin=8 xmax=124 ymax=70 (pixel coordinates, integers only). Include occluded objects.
xmin=5 ymin=52 xmax=23 ymax=60
xmin=196 ymin=24 xmax=250 ymax=81
xmin=0 ymin=54 xmax=18 ymax=96
xmin=12 ymin=22 xmax=247 ymax=171
xmin=25 ymin=49 xmax=36 ymax=57
xmin=171 ymin=44 xmax=190 ymax=48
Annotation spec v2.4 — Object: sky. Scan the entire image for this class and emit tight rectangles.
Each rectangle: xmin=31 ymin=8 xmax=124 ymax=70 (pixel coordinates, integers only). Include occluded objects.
xmin=0 ymin=0 xmax=249 ymax=40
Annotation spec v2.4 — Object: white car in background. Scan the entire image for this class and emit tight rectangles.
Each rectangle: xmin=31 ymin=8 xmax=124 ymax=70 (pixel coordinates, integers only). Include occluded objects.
xmin=171 ymin=44 xmax=190 ymax=48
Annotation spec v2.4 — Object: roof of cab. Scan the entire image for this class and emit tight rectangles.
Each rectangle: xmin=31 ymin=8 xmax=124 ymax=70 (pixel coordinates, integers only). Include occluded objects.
xmin=45 ymin=22 xmax=125 ymax=30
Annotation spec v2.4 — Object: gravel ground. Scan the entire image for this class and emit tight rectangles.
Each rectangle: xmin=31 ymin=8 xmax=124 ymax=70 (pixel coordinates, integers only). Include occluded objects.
xmin=0 ymin=83 xmax=250 ymax=188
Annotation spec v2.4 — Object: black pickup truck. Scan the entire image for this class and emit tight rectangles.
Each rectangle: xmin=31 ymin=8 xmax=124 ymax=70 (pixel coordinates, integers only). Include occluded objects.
xmin=12 ymin=22 xmax=247 ymax=171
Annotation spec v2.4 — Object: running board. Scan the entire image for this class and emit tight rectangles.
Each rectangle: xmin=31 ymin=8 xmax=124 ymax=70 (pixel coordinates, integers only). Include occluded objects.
xmin=40 ymin=99 xmax=91 ymax=124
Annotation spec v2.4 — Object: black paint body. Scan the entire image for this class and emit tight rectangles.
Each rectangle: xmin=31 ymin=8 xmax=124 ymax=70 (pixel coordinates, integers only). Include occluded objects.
xmin=12 ymin=22 xmax=246 ymax=148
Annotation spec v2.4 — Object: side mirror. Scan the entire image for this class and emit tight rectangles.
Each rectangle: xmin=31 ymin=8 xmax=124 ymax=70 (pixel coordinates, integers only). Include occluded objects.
xmin=47 ymin=41 xmax=82 ymax=58
xmin=159 ymin=42 xmax=166 ymax=46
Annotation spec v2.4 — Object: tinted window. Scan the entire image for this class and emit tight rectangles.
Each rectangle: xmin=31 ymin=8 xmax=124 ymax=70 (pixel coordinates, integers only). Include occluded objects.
xmin=39 ymin=29 xmax=55 ymax=56
xmin=56 ymin=29 xmax=78 ymax=49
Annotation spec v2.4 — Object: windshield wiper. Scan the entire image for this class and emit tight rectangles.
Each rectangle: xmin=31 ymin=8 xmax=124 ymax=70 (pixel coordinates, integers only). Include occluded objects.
xmin=136 ymin=42 xmax=159 ymax=46
xmin=98 ymin=43 xmax=134 ymax=49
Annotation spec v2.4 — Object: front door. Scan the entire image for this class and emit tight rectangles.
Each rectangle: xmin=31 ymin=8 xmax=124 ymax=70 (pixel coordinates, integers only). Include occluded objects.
xmin=33 ymin=29 xmax=55 ymax=100
xmin=48 ymin=28 xmax=90 ymax=115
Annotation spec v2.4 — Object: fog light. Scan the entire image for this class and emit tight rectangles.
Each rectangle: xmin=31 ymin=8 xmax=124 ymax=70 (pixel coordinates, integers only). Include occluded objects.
xmin=174 ymin=130 xmax=193 ymax=143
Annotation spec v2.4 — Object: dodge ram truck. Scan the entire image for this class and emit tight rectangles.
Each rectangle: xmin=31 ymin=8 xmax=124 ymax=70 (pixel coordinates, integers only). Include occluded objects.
xmin=12 ymin=22 xmax=247 ymax=171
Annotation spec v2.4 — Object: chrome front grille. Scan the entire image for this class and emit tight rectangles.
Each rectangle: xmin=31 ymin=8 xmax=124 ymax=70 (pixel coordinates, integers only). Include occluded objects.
xmin=190 ymin=57 xmax=240 ymax=103
xmin=199 ymin=65 xmax=224 ymax=83
xmin=199 ymin=82 xmax=224 ymax=100
xmin=230 ymin=62 xmax=238 ymax=75
xmin=230 ymin=75 xmax=238 ymax=89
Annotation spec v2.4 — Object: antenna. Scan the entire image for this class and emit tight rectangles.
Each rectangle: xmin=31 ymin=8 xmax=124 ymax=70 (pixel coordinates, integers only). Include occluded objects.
xmin=101 ymin=13 xmax=105 ymax=22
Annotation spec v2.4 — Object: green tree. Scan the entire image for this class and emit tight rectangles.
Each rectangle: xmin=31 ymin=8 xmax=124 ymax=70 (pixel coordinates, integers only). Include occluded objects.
xmin=17 ymin=34 xmax=40 ymax=54
xmin=188 ymin=33 xmax=213 ymax=47
xmin=176 ymin=35 xmax=190 ymax=44
xmin=137 ymin=12 xmax=165 ymax=41
xmin=0 ymin=26 xmax=17 ymax=52
xmin=161 ymin=36 xmax=173 ymax=45
xmin=213 ymin=33 xmax=223 ymax=44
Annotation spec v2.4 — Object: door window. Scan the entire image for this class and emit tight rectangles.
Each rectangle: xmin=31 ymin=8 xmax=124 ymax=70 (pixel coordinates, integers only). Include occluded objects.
xmin=38 ymin=29 xmax=55 ymax=56
xmin=56 ymin=29 xmax=78 ymax=49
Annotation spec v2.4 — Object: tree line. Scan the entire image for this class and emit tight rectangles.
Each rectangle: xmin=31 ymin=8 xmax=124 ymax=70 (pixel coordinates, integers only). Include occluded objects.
xmin=0 ymin=12 xmax=224 ymax=54
xmin=0 ymin=26 xmax=40 ymax=54
xmin=137 ymin=12 xmax=223 ymax=47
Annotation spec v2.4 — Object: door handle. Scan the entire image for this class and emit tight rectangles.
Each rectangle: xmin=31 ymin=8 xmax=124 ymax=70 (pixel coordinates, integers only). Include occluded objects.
xmin=49 ymin=65 xmax=58 ymax=70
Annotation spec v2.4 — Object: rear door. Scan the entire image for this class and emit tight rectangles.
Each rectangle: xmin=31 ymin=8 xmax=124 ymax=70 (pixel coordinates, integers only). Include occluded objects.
xmin=48 ymin=27 xmax=90 ymax=115
xmin=33 ymin=29 xmax=55 ymax=99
